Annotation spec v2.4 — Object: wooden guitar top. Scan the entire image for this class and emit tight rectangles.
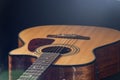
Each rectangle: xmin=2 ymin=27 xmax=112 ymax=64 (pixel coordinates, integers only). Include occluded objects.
xmin=9 ymin=25 xmax=120 ymax=66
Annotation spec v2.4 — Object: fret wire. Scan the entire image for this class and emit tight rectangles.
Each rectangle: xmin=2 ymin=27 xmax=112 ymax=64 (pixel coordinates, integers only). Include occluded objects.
xmin=17 ymin=53 xmax=60 ymax=80
xmin=29 ymin=53 xmax=60 ymax=79
xmin=17 ymin=34 xmax=78 ymax=80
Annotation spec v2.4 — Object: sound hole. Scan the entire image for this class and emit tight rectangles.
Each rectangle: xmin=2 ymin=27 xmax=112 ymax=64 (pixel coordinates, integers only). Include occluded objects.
xmin=41 ymin=46 xmax=71 ymax=54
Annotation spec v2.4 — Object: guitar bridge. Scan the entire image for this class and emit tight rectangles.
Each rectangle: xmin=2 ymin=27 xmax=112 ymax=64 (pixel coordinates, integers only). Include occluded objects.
xmin=47 ymin=34 xmax=90 ymax=40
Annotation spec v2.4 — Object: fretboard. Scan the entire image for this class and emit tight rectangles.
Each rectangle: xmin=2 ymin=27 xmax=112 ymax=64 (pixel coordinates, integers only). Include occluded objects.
xmin=17 ymin=53 xmax=60 ymax=80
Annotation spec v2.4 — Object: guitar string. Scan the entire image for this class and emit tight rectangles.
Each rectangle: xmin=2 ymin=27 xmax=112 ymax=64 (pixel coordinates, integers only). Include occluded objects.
xmin=50 ymin=27 xmax=79 ymax=53
xmin=27 ymin=29 xmax=80 ymax=77
xmin=17 ymin=40 xmax=77 ymax=80
xmin=27 ymin=40 xmax=69 ymax=78
xmin=17 ymin=28 xmax=59 ymax=80
xmin=32 ymin=39 xmax=77 ymax=80
xmin=26 ymin=27 xmax=79 ymax=80
xmin=18 ymin=27 xmax=79 ymax=80
xmin=55 ymin=35 xmax=80 ymax=79
xmin=50 ymin=38 xmax=79 ymax=80
xmin=26 ymin=38 xmax=79 ymax=80
xmin=56 ymin=39 xmax=79 ymax=79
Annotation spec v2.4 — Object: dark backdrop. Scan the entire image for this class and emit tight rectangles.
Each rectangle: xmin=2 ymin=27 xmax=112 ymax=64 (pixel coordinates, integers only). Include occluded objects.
xmin=0 ymin=0 xmax=120 ymax=79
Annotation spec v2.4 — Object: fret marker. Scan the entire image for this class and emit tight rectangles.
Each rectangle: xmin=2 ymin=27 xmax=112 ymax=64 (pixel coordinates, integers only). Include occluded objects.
xmin=46 ymin=57 xmax=49 ymax=59
xmin=41 ymin=67 xmax=44 ymax=69
xmin=33 ymin=66 xmax=36 ymax=69
xmin=29 ymin=75 xmax=32 ymax=77
xmin=42 ymin=61 xmax=45 ymax=62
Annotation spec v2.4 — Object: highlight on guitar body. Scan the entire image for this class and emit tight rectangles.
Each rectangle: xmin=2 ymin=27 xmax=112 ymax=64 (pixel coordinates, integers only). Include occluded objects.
xmin=8 ymin=25 xmax=120 ymax=80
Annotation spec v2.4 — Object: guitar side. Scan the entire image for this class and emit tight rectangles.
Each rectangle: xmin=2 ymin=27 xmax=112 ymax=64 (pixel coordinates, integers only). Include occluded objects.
xmin=9 ymin=40 xmax=120 ymax=80
xmin=9 ymin=35 xmax=96 ymax=80
xmin=8 ymin=25 xmax=120 ymax=80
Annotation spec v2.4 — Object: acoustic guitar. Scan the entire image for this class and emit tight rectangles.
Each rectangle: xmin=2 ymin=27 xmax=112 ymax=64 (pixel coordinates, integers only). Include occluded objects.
xmin=9 ymin=25 xmax=120 ymax=80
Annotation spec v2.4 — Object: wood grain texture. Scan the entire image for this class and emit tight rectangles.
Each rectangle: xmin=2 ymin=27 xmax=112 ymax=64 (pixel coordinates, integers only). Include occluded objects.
xmin=9 ymin=55 xmax=95 ymax=80
xmin=9 ymin=25 xmax=120 ymax=65
xmin=94 ymin=40 xmax=120 ymax=79
xmin=8 ymin=25 xmax=120 ymax=80
xmin=8 ymin=55 xmax=36 ymax=80
xmin=41 ymin=64 xmax=96 ymax=80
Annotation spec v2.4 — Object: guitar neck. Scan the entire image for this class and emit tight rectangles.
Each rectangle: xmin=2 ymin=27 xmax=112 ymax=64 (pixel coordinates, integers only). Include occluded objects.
xmin=17 ymin=53 xmax=60 ymax=80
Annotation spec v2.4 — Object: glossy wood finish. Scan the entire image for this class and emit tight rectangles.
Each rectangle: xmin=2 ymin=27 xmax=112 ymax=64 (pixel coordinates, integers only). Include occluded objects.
xmin=9 ymin=55 xmax=95 ymax=80
xmin=9 ymin=55 xmax=36 ymax=80
xmin=9 ymin=25 xmax=120 ymax=65
xmin=94 ymin=40 xmax=120 ymax=79
xmin=36 ymin=64 xmax=96 ymax=80
xmin=8 ymin=25 xmax=120 ymax=80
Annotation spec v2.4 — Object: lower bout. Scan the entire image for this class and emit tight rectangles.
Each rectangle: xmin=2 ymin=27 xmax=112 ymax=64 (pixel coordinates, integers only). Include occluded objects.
xmin=40 ymin=64 xmax=96 ymax=80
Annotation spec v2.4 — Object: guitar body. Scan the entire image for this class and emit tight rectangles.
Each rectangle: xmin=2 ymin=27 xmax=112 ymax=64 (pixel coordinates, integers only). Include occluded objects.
xmin=9 ymin=25 xmax=120 ymax=80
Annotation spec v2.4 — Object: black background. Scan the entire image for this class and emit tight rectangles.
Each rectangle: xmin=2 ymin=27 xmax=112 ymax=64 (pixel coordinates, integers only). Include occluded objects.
xmin=0 ymin=0 xmax=120 ymax=79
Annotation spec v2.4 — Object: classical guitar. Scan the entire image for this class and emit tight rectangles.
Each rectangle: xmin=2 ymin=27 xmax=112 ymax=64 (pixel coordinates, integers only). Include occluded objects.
xmin=9 ymin=25 xmax=120 ymax=80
